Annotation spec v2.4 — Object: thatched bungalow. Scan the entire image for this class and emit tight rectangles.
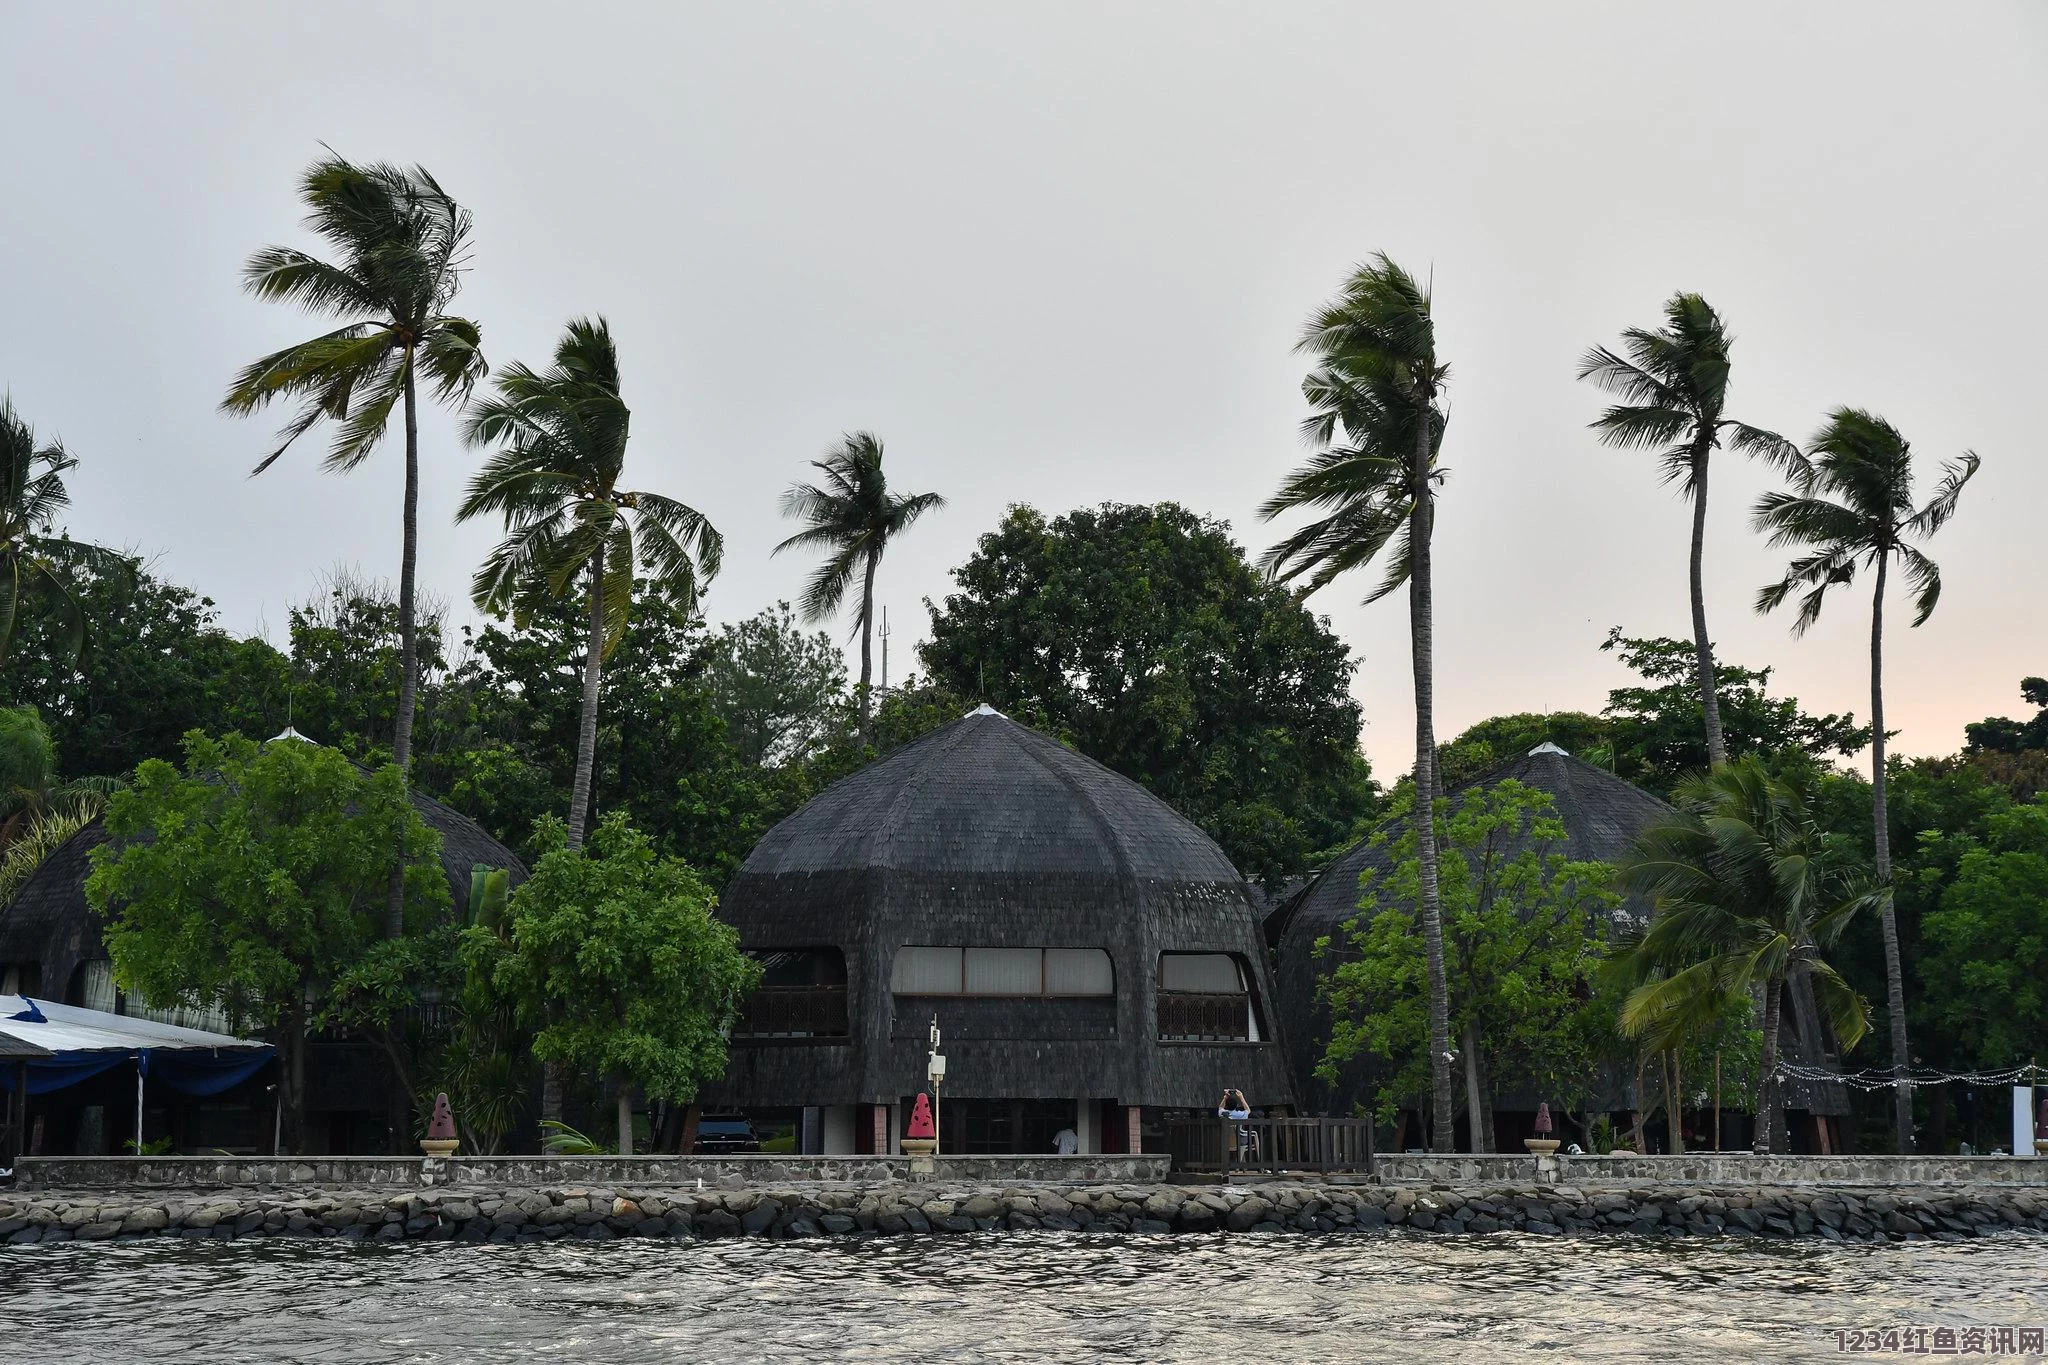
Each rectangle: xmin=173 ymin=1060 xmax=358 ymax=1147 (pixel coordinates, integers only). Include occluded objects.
xmin=0 ymin=757 xmax=526 ymax=1156
xmin=1266 ymin=742 xmax=1852 ymax=1153
xmin=704 ymin=704 xmax=1293 ymax=1155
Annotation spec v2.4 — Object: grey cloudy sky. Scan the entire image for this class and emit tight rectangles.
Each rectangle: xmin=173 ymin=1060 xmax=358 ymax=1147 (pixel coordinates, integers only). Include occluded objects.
xmin=4 ymin=3 xmax=2043 ymax=775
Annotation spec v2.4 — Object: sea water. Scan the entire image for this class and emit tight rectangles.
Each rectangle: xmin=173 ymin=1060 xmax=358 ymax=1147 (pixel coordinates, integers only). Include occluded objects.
xmin=4 ymin=1231 xmax=2045 ymax=1362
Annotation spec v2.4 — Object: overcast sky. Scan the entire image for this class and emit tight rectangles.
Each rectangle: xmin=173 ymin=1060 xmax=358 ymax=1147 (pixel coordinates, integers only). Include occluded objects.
xmin=4 ymin=3 xmax=2043 ymax=776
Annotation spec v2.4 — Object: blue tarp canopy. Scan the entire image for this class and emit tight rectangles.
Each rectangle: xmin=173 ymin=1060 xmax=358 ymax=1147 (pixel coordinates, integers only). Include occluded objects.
xmin=0 ymin=995 xmax=272 ymax=1096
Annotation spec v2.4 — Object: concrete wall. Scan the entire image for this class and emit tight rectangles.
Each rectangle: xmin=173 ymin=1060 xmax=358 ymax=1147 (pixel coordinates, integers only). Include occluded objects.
xmin=13 ymin=1152 xmax=1172 ymax=1191
xmin=1370 ymin=1152 xmax=2048 ymax=1187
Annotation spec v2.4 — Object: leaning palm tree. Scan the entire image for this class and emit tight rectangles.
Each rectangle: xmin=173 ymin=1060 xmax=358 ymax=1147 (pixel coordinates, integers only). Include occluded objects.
xmin=222 ymin=155 xmax=486 ymax=788
xmin=773 ymin=432 xmax=944 ymax=745
xmin=1615 ymin=758 xmax=1872 ymax=1153
xmin=0 ymin=397 xmax=131 ymax=668
xmin=1259 ymin=254 xmax=1458 ymax=1152
xmin=1752 ymin=408 xmax=1979 ymax=1153
xmin=1578 ymin=294 xmax=1798 ymax=767
xmin=459 ymin=316 xmax=721 ymax=850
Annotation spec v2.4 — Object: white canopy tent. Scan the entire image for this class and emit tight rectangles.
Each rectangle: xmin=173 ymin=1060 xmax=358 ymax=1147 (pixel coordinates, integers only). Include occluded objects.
xmin=1 ymin=996 xmax=272 ymax=1161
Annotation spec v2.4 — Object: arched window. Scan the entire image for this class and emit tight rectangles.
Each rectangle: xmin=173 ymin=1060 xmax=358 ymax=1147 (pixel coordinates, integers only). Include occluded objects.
xmin=889 ymin=947 xmax=1114 ymax=997
xmin=735 ymin=948 xmax=849 ymax=1039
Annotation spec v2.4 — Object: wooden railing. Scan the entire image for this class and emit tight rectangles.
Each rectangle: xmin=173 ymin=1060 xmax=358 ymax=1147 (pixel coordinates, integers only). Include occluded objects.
xmin=1166 ymin=1116 xmax=1377 ymax=1174
xmin=733 ymin=985 xmax=849 ymax=1039
xmin=1157 ymin=991 xmax=1250 ymax=1041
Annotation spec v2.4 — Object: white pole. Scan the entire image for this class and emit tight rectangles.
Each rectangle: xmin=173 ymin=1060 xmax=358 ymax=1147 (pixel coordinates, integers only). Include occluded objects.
xmin=2014 ymin=1086 xmax=2035 ymax=1158
xmin=134 ymin=1062 xmax=144 ymax=1155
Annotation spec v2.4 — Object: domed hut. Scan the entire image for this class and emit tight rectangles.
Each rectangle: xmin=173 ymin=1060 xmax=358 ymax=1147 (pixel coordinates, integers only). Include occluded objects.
xmin=705 ymin=704 xmax=1293 ymax=1155
xmin=1266 ymin=743 xmax=1850 ymax=1152
xmin=0 ymin=741 xmax=527 ymax=1154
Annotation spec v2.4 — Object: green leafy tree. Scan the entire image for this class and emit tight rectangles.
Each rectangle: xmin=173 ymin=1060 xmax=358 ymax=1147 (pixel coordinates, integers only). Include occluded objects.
xmin=1579 ymin=294 xmax=1798 ymax=767
xmin=922 ymin=501 xmax=1376 ymax=882
xmin=476 ymin=813 xmax=758 ymax=1154
xmin=1434 ymin=711 xmax=1615 ymax=790
xmin=1598 ymin=630 xmax=1869 ymax=793
xmin=1317 ymin=779 xmax=1618 ymax=1151
xmin=460 ymin=316 xmax=722 ymax=848
xmin=1964 ymin=677 xmax=2048 ymax=758
xmin=1259 ymin=254 xmax=1455 ymax=1148
xmin=223 ymin=154 xmax=486 ymax=937
xmin=86 ymin=732 xmax=450 ymax=1151
xmin=0 ymin=704 xmax=110 ymax=849
xmin=1754 ymin=407 xmax=1980 ymax=1152
xmin=1614 ymin=758 xmax=1872 ymax=1153
xmin=0 ymin=560 xmax=291 ymax=780
xmin=1915 ymin=798 xmax=2048 ymax=1074
xmin=0 ymin=396 xmax=133 ymax=668
xmin=774 ymin=432 xmax=944 ymax=745
xmin=700 ymin=602 xmax=848 ymax=767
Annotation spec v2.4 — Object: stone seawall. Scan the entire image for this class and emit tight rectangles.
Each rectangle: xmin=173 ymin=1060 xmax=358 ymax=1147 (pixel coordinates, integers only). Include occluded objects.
xmin=13 ymin=1153 xmax=1169 ymax=1191
xmin=1373 ymin=1152 xmax=2048 ymax=1187
xmin=5 ymin=1180 xmax=2046 ymax=1247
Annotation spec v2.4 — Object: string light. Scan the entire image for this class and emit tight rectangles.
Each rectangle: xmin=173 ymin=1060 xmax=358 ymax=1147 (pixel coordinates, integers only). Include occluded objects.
xmin=1770 ymin=1062 xmax=2047 ymax=1092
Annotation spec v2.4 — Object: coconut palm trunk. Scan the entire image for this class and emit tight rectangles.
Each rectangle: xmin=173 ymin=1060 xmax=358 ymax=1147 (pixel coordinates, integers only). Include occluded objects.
xmin=382 ymin=346 xmax=422 ymax=939
xmin=615 ymin=1078 xmax=634 ymax=1156
xmin=857 ymin=549 xmax=879 ymax=744
xmin=1687 ymin=440 xmax=1727 ymax=767
xmin=1867 ymin=549 xmax=1913 ymax=1152
xmin=1754 ymin=973 xmax=1783 ymax=1154
xmin=567 ymin=541 xmax=607 ymax=850
xmin=1409 ymin=426 xmax=1455 ymax=1155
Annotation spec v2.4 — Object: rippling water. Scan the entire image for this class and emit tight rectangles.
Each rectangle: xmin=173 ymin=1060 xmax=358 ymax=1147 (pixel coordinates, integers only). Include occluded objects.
xmin=5 ymin=1232 xmax=2044 ymax=1363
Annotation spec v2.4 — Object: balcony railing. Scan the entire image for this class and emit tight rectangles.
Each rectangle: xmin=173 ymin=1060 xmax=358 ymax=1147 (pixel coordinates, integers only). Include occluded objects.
xmin=734 ymin=985 xmax=850 ymax=1040
xmin=1167 ymin=1116 xmax=1377 ymax=1174
xmin=1157 ymin=990 xmax=1251 ymax=1042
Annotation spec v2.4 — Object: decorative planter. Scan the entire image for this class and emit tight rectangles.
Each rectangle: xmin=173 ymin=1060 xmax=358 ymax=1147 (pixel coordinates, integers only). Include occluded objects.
xmin=900 ymin=1138 xmax=937 ymax=1156
xmin=1524 ymin=1139 xmax=1560 ymax=1156
xmin=420 ymin=1139 xmax=459 ymax=1158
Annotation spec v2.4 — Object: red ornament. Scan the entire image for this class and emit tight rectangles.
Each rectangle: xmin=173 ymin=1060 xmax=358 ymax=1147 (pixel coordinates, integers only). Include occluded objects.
xmin=1534 ymin=1102 xmax=1553 ymax=1135
xmin=907 ymin=1092 xmax=936 ymax=1140
xmin=427 ymin=1092 xmax=457 ymax=1141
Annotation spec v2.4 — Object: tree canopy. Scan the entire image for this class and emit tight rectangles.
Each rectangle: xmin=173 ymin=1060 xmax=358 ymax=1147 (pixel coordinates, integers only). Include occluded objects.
xmin=86 ymin=731 xmax=450 ymax=1150
xmin=1318 ymin=779 xmax=1617 ymax=1144
xmin=476 ymin=813 xmax=758 ymax=1152
xmin=920 ymin=501 xmax=1377 ymax=881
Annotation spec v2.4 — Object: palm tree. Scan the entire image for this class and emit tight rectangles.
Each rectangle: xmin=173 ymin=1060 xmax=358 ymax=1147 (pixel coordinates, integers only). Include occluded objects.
xmin=1615 ymin=758 xmax=1872 ymax=1153
xmin=1259 ymin=254 xmax=1458 ymax=1152
xmin=1579 ymin=294 xmax=1798 ymax=767
xmin=0 ymin=397 xmax=131 ymax=668
xmin=222 ymin=155 xmax=485 ymax=800
xmin=459 ymin=316 xmax=721 ymax=850
xmin=1752 ymin=408 xmax=1979 ymax=1153
xmin=773 ymin=432 xmax=944 ymax=746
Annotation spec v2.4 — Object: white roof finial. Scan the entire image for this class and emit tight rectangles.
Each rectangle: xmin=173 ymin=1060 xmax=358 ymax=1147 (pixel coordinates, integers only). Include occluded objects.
xmin=966 ymin=702 xmax=1006 ymax=719
xmin=269 ymin=725 xmax=316 ymax=745
xmin=1528 ymin=741 xmax=1568 ymax=757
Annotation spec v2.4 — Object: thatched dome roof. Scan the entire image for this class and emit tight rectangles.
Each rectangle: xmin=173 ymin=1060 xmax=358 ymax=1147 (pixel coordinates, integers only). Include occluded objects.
xmin=744 ymin=704 xmax=1242 ymax=883
xmin=710 ymin=704 xmax=1296 ymax=1112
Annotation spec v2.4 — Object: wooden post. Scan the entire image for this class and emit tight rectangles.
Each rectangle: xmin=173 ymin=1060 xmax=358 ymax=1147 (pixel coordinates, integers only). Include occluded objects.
xmin=1127 ymin=1105 xmax=1143 ymax=1156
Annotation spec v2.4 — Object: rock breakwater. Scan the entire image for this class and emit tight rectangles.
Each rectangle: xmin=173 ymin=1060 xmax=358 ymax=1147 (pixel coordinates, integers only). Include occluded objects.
xmin=5 ymin=1182 xmax=2046 ymax=1246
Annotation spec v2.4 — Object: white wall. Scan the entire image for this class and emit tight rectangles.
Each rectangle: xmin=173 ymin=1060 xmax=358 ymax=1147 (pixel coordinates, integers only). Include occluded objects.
xmin=821 ymin=1104 xmax=857 ymax=1156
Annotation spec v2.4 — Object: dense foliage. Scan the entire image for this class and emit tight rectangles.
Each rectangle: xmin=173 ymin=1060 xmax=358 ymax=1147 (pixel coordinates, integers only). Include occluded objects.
xmin=1318 ymin=781 xmax=1617 ymax=1146
xmin=85 ymin=732 xmax=450 ymax=1150
xmin=474 ymin=814 xmax=759 ymax=1152
xmin=921 ymin=501 xmax=1377 ymax=881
